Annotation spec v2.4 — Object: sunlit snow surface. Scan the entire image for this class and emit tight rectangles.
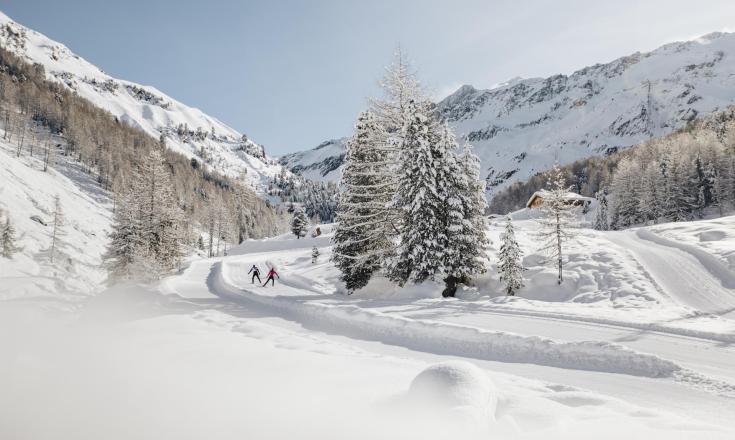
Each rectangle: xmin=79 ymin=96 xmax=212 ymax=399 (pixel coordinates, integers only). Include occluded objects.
xmin=5 ymin=185 xmax=735 ymax=438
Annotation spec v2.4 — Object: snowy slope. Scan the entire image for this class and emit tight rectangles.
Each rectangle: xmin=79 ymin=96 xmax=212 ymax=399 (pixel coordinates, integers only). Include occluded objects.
xmin=278 ymin=138 xmax=347 ymax=183
xmin=0 ymin=11 xmax=287 ymax=195
xmin=283 ymin=32 xmax=735 ymax=197
xmin=0 ymin=138 xmax=111 ymax=303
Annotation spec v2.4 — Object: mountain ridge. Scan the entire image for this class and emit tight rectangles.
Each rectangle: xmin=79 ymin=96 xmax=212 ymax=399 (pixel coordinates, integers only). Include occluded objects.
xmin=0 ymin=10 xmax=288 ymax=198
xmin=281 ymin=30 xmax=735 ymax=199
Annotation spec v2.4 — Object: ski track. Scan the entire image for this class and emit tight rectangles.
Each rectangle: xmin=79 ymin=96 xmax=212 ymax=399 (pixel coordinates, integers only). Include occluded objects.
xmin=164 ymin=256 xmax=735 ymax=399
xmin=608 ymin=229 xmax=735 ymax=318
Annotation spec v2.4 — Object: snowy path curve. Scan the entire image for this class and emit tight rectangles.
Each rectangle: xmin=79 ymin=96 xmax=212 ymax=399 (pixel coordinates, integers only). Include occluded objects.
xmin=161 ymin=257 xmax=735 ymax=399
xmin=608 ymin=229 xmax=735 ymax=317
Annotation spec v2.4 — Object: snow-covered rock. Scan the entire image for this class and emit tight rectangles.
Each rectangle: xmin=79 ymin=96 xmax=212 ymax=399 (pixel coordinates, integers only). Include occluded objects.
xmin=283 ymin=31 xmax=735 ymax=199
xmin=278 ymin=138 xmax=348 ymax=183
xmin=0 ymin=11 xmax=289 ymax=196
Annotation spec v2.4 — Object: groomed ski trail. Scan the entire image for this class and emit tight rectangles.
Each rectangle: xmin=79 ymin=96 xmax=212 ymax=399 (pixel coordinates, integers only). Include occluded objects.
xmin=608 ymin=229 xmax=735 ymax=318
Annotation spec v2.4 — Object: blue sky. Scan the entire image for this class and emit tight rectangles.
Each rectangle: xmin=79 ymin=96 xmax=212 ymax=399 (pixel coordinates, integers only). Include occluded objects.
xmin=2 ymin=0 xmax=735 ymax=155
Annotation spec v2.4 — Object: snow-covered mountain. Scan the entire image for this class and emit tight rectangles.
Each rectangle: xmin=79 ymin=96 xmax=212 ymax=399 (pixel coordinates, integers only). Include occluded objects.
xmin=282 ymin=32 xmax=735 ymax=198
xmin=278 ymin=138 xmax=348 ymax=183
xmin=0 ymin=11 xmax=286 ymax=196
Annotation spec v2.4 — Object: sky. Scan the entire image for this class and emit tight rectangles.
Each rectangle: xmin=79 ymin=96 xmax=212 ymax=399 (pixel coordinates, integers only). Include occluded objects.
xmin=2 ymin=0 xmax=735 ymax=156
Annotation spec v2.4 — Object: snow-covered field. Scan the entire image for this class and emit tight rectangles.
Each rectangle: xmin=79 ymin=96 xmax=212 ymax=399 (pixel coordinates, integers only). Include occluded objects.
xmin=5 ymin=197 xmax=735 ymax=437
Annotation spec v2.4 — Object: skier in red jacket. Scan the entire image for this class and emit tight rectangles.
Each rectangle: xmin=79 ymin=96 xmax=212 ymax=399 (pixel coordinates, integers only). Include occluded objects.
xmin=262 ymin=267 xmax=280 ymax=287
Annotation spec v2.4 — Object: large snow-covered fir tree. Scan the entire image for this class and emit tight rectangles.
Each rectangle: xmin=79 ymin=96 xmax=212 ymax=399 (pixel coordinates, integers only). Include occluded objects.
xmin=332 ymin=111 xmax=394 ymax=292
xmin=105 ymin=148 xmax=183 ymax=280
xmin=290 ymin=207 xmax=310 ymax=239
xmin=388 ymin=100 xmax=445 ymax=285
xmin=439 ymin=135 xmax=489 ymax=296
xmin=498 ymin=218 xmax=524 ymax=296
xmin=536 ymin=164 xmax=575 ymax=284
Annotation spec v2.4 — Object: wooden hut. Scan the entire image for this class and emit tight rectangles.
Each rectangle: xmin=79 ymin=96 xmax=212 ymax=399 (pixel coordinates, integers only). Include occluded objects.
xmin=526 ymin=190 xmax=593 ymax=209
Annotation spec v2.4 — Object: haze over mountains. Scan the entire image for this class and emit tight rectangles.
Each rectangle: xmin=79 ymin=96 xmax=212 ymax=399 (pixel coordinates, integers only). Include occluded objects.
xmin=282 ymin=31 xmax=735 ymax=200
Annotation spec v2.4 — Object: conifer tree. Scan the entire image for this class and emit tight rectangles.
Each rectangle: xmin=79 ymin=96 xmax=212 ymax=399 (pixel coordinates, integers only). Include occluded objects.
xmin=135 ymin=148 xmax=183 ymax=270
xmin=332 ymin=111 xmax=394 ymax=291
xmin=609 ymin=159 xmax=639 ymax=228
xmin=105 ymin=148 xmax=183 ymax=280
xmin=498 ymin=218 xmax=524 ymax=296
xmin=637 ymin=163 xmax=660 ymax=223
xmin=1 ymin=217 xmax=20 ymax=258
xmin=594 ymin=188 xmax=610 ymax=230
xmin=388 ymin=100 xmax=445 ymax=285
xmin=290 ymin=207 xmax=310 ymax=239
xmin=536 ymin=164 xmax=575 ymax=284
xmin=368 ymin=49 xmax=424 ymax=238
xmin=49 ymin=194 xmax=65 ymax=263
xmin=661 ymin=154 xmax=695 ymax=222
xmin=439 ymin=137 xmax=489 ymax=296
xmin=106 ymin=190 xmax=143 ymax=278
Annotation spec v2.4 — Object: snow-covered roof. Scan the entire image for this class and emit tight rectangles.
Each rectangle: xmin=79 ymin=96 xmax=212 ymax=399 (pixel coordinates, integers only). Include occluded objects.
xmin=526 ymin=190 xmax=593 ymax=208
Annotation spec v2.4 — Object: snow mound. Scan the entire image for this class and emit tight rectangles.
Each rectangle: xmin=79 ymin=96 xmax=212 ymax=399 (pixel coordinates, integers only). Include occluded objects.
xmin=408 ymin=361 xmax=496 ymax=411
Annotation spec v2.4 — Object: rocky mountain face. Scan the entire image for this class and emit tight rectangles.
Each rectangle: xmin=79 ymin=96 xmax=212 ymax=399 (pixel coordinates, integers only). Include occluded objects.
xmin=282 ymin=32 xmax=735 ymax=199
xmin=0 ymin=11 xmax=288 ymax=198
xmin=278 ymin=138 xmax=348 ymax=183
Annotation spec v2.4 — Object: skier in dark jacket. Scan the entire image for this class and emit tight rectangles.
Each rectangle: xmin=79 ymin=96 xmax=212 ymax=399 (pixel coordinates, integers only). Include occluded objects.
xmin=262 ymin=267 xmax=280 ymax=287
xmin=248 ymin=264 xmax=261 ymax=284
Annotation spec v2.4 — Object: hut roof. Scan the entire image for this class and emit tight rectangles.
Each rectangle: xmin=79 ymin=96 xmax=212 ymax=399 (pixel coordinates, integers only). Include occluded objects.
xmin=526 ymin=190 xmax=593 ymax=208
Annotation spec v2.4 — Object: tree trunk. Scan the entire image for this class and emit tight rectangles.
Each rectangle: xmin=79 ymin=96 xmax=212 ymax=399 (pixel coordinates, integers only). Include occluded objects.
xmin=556 ymin=212 xmax=563 ymax=284
xmin=442 ymin=275 xmax=459 ymax=298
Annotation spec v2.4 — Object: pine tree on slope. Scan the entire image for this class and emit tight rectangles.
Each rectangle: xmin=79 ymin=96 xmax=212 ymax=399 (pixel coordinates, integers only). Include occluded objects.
xmin=388 ymin=100 xmax=446 ymax=285
xmin=661 ymin=154 xmax=695 ymax=222
xmin=637 ymin=162 xmax=662 ymax=223
xmin=609 ymin=158 xmax=639 ymax=229
xmin=332 ymin=111 xmax=394 ymax=291
xmin=105 ymin=148 xmax=183 ymax=280
xmin=1 ymin=217 xmax=20 ymax=258
xmin=49 ymin=194 xmax=65 ymax=263
xmin=135 ymin=148 xmax=183 ymax=271
xmin=498 ymin=218 xmax=524 ymax=296
xmin=290 ymin=207 xmax=310 ymax=239
xmin=536 ymin=164 xmax=575 ymax=284
xmin=106 ymin=190 xmax=143 ymax=278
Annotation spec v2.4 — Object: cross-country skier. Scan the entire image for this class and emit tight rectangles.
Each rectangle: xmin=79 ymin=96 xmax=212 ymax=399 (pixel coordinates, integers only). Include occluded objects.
xmin=311 ymin=246 xmax=320 ymax=264
xmin=248 ymin=264 xmax=261 ymax=284
xmin=262 ymin=267 xmax=280 ymax=287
